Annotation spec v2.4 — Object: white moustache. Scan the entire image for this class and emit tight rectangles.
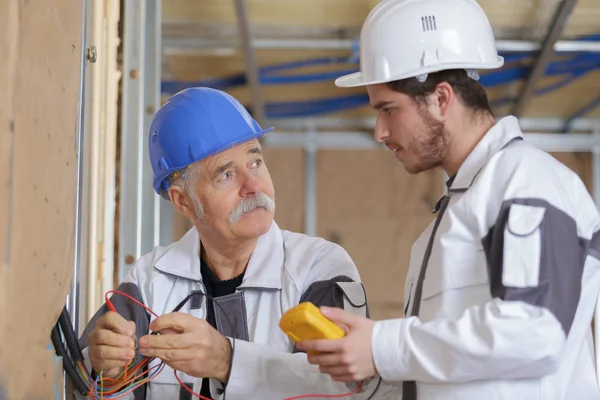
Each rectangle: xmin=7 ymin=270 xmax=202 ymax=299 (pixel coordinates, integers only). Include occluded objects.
xmin=229 ymin=192 xmax=275 ymax=224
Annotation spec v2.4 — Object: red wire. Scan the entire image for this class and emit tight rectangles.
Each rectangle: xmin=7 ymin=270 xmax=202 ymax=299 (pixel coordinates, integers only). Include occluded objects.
xmin=174 ymin=370 xmax=213 ymax=400
xmin=105 ymin=290 xmax=159 ymax=318
xmin=104 ymin=290 xmax=360 ymax=399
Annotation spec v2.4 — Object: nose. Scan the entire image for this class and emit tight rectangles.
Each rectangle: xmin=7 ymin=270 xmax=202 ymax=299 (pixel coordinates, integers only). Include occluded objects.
xmin=239 ymin=170 xmax=261 ymax=197
xmin=373 ymin=114 xmax=389 ymax=143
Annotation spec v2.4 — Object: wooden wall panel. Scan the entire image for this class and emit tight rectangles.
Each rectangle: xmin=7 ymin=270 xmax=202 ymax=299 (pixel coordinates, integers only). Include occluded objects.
xmin=263 ymin=148 xmax=305 ymax=234
xmin=550 ymin=152 xmax=593 ymax=194
xmin=0 ymin=0 xmax=82 ymax=398
xmin=316 ymin=149 xmax=442 ymax=319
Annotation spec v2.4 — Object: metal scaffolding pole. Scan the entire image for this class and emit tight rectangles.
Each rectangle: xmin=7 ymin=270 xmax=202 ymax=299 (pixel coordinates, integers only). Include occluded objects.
xmin=68 ymin=0 xmax=89 ymax=339
xmin=263 ymin=130 xmax=600 ymax=152
xmin=511 ymin=0 xmax=579 ymax=117
xmin=304 ymin=130 xmax=318 ymax=237
xmin=234 ymin=0 xmax=266 ymax=123
xmin=119 ymin=0 xmax=165 ymax=281
xmin=264 ymin=116 xmax=600 ymax=134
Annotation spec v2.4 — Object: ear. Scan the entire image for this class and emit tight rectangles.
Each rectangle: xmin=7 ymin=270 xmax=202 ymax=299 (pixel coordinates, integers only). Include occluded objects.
xmin=428 ymin=81 xmax=453 ymax=120
xmin=168 ymin=186 xmax=197 ymax=220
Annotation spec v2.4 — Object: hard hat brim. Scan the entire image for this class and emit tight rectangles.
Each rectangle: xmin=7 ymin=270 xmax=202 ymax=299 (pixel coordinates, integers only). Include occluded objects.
xmin=334 ymin=57 xmax=505 ymax=88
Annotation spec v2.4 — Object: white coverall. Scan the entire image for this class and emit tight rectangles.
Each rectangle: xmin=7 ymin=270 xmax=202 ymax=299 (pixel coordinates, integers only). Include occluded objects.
xmin=79 ymin=222 xmax=397 ymax=399
xmin=372 ymin=116 xmax=600 ymax=399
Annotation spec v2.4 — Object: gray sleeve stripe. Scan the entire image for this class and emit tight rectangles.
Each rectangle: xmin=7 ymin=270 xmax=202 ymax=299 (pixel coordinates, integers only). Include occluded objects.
xmin=482 ymin=198 xmax=584 ymax=335
xmin=79 ymin=282 xmax=150 ymax=347
xmin=78 ymin=282 xmax=150 ymax=400
xmin=587 ymin=230 xmax=600 ymax=261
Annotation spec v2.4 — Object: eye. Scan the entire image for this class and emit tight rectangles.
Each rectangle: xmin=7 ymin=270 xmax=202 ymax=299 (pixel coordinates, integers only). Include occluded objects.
xmin=251 ymin=159 xmax=263 ymax=168
xmin=220 ymin=171 xmax=233 ymax=181
xmin=382 ymin=108 xmax=394 ymax=115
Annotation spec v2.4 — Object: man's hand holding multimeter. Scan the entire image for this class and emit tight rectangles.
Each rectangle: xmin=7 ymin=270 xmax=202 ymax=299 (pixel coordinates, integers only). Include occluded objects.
xmin=281 ymin=302 xmax=378 ymax=384
xmin=279 ymin=302 xmax=347 ymax=344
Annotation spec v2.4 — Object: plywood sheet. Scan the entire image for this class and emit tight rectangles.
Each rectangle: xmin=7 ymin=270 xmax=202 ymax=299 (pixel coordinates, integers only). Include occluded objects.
xmin=0 ymin=0 xmax=82 ymax=398
xmin=263 ymin=147 xmax=305 ymax=233
xmin=316 ymin=149 xmax=440 ymax=308
xmin=550 ymin=151 xmax=593 ymax=194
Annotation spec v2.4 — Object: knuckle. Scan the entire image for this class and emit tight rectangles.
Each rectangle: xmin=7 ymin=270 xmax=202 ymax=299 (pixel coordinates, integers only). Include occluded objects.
xmin=167 ymin=335 xmax=178 ymax=348
xmin=96 ymin=346 xmax=107 ymax=360
xmin=165 ymin=349 xmax=176 ymax=360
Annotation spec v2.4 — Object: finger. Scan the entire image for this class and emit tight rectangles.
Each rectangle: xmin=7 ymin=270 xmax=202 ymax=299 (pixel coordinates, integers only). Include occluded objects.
xmin=336 ymin=322 xmax=350 ymax=334
xmin=96 ymin=312 xmax=135 ymax=336
xmin=149 ymin=312 xmax=194 ymax=333
xmin=320 ymin=307 xmax=363 ymax=328
xmin=90 ymin=329 xmax=136 ymax=349
xmin=139 ymin=332 xmax=195 ymax=349
xmin=90 ymin=344 xmax=136 ymax=362
xmin=297 ymin=338 xmax=345 ymax=353
xmin=319 ymin=365 xmax=352 ymax=377
xmin=129 ymin=321 xmax=137 ymax=337
xmin=306 ymin=352 xmax=343 ymax=367
xmin=138 ymin=347 xmax=195 ymax=362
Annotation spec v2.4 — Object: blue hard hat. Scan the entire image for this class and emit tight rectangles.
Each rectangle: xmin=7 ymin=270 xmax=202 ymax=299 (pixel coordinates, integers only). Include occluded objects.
xmin=148 ymin=87 xmax=274 ymax=196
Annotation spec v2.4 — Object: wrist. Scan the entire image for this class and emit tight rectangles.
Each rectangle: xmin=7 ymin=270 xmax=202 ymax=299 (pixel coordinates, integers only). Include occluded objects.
xmin=214 ymin=337 xmax=233 ymax=383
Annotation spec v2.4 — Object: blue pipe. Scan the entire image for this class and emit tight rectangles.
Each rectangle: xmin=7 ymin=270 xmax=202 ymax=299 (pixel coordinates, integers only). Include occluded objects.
xmin=161 ymin=33 xmax=600 ymax=118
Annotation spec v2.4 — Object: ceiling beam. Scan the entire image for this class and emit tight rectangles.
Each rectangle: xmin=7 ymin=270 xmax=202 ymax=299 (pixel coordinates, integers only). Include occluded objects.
xmin=511 ymin=0 xmax=580 ymax=117
xmin=263 ymin=116 xmax=600 ymax=134
xmin=262 ymin=130 xmax=600 ymax=153
xmin=162 ymin=37 xmax=600 ymax=54
xmin=233 ymin=0 xmax=265 ymax=123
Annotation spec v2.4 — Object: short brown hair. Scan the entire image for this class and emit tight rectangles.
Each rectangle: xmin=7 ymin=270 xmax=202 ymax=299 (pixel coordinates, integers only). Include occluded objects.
xmin=386 ymin=69 xmax=493 ymax=116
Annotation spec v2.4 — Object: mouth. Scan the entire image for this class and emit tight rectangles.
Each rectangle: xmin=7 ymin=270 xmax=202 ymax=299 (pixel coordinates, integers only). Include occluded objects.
xmin=387 ymin=145 xmax=403 ymax=158
xmin=244 ymin=206 xmax=266 ymax=216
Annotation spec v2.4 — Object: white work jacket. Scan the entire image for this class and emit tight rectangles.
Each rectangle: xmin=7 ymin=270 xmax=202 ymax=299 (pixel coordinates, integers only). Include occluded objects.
xmin=80 ymin=222 xmax=396 ymax=399
xmin=372 ymin=116 xmax=600 ymax=399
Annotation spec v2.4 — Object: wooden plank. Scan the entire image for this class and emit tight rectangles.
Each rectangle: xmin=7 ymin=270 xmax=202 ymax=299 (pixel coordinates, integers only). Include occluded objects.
xmin=164 ymin=0 xmax=379 ymax=27
xmin=0 ymin=0 xmax=82 ymax=398
xmin=164 ymin=0 xmax=599 ymax=38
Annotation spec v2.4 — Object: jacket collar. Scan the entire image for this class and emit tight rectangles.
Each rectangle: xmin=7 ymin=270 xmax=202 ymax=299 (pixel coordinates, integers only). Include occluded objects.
xmin=450 ymin=116 xmax=523 ymax=191
xmin=153 ymin=221 xmax=284 ymax=290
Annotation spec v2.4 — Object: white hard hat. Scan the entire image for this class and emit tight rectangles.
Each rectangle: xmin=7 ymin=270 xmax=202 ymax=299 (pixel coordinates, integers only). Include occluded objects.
xmin=335 ymin=0 xmax=504 ymax=88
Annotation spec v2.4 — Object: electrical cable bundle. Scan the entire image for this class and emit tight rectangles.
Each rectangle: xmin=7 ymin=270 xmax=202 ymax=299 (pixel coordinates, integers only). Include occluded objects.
xmin=51 ymin=291 xmax=166 ymax=399
xmin=52 ymin=290 xmax=364 ymax=399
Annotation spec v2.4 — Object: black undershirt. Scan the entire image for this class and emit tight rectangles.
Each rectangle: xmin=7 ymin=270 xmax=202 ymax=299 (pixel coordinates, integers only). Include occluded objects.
xmin=198 ymin=259 xmax=245 ymax=399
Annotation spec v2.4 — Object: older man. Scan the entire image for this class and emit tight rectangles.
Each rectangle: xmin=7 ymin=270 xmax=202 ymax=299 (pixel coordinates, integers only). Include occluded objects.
xmin=78 ymin=87 xmax=393 ymax=399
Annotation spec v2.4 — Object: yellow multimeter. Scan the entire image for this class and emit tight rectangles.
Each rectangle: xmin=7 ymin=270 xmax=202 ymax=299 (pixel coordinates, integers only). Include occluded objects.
xmin=279 ymin=302 xmax=346 ymax=343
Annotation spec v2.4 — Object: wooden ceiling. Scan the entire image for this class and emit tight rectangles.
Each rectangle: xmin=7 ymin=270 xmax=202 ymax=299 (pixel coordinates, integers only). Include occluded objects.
xmin=161 ymin=0 xmax=600 ymax=125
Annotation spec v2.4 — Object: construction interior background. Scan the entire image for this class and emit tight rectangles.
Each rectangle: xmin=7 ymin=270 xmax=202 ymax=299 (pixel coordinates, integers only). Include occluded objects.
xmin=1 ymin=0 xmax=600 ymax=398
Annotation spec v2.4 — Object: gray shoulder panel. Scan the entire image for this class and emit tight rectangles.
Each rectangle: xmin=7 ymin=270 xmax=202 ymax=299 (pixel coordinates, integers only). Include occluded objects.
xmin=293 ymin=275 xmax=369 ymax=354
xmin=78 ymin=282 xmax=150 ymax=400
xmin=482 ymin=198 xmax=585 ymax=335
xmin=299 ymin=275 xmax=369 ymax=316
